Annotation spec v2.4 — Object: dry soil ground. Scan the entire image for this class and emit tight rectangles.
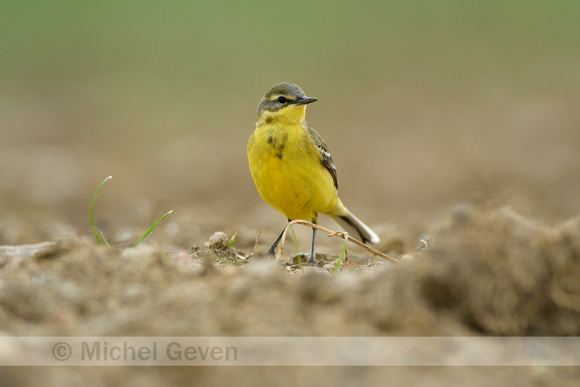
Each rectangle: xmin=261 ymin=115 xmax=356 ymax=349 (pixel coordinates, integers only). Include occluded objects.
xmin=1 ymin=202 xmax=579 ymax=385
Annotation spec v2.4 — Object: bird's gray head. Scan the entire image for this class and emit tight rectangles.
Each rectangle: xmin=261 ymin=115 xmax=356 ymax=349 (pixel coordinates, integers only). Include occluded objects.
xmin=256 ymin=82 xmax=317 ymax=123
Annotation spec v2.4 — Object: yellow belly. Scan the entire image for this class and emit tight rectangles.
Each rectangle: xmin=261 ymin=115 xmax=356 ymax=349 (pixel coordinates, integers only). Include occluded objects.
xmin=247 ymin=123 xmax=338 ymax=222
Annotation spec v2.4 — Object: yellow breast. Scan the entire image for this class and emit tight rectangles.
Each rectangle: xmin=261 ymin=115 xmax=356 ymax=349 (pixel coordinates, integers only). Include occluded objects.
xmin=247 ymin=123 xmax=338 ymax=222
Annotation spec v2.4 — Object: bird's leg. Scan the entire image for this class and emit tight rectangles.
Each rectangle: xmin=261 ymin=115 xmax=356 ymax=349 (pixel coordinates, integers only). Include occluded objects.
xmin=308 ymin=227 xmax=317 ymax=266
xmin=267 ymin=220 xmax=291 ymax=255
xmin=267 ymin=220 xmax=318 ymax=266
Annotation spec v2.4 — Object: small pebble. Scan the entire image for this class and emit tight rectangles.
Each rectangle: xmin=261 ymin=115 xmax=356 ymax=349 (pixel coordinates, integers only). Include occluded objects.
xmin=206 ymin=232 xmax=229 ymax=250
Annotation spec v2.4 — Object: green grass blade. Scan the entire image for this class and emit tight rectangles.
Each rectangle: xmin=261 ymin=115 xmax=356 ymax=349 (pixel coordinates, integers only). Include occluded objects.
xmin=290 ymin=226 xmax=300 ymax=255
xmin=296 ymin=253 xmax=304 ymax=272
xmin=161 ymin=251 xmax=172 ymax=263
xmin=90 ymin=176 xmax=112 ymax=245
xmin=290 ymin=226 xmax=305 ymax=271
xmin=131 ymin=210 xmax=173 ymax=249
xmin=99 ymin=231 xmax=111 ymax=247
xmin=228 ymin=233 xmax=238 ymax=250
xmin=333 ymin=238 xmax=348 ymax=275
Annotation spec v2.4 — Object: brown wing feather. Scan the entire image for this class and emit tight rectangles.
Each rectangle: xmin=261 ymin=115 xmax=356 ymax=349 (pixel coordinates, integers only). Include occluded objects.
xmin=307 ymin=125 xmax=338 ymax=189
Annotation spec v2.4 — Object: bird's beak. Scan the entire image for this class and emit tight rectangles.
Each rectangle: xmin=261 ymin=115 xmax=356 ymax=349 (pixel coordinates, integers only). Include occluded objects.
xmin=295 ymin=97 xmax=318 ymax=105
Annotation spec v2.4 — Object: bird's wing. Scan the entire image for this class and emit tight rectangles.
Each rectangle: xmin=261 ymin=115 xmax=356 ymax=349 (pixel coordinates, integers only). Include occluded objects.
xmin=307 ymin=125 xmax=338 ymax=189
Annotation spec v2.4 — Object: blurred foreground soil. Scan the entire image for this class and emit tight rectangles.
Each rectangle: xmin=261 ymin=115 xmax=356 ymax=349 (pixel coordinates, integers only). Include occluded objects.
xmin=1 ymin=204 xmax=579 ymax=386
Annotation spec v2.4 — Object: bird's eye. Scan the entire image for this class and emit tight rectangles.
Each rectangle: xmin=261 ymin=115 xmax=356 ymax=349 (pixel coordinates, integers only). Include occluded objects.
xmin=277 ymin=96 xmax=287 ymax=104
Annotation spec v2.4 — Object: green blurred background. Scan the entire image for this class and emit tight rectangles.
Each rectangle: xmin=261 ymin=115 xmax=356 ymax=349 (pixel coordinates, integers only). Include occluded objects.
xmin=1 ymin=1 xmax=579 ymax=246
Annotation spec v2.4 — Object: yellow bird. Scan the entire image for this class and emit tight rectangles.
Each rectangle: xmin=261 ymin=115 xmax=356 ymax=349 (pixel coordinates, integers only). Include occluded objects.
xmin=247 ymin=82 xmax=379 ymax=265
